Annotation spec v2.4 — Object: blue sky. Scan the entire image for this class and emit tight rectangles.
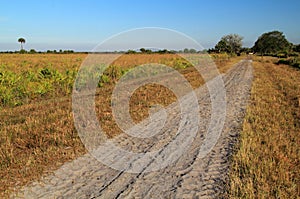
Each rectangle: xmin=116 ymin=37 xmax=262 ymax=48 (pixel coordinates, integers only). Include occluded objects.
xmin=1 ymin=0 xmax=300 ymax=51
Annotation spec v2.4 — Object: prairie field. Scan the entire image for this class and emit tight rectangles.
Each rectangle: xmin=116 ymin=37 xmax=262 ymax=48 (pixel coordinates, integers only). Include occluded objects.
xmin=2 ymin=53 xmax=299 ymax=198
xmin=2 ymin=0 xmax=299 ymax=198
xmin=0 ymin=53 xmax=238 ymax=197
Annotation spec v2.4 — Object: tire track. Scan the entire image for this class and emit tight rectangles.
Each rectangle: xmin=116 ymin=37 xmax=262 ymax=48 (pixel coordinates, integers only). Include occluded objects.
xmin=12 ymin=59 xmax=253 ymax=199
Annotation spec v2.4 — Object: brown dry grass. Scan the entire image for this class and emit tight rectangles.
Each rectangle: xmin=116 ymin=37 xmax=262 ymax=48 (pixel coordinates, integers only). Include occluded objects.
xmin=0 ymin=53 xmax=86 ymax=73
xmin=228 ymin=56 xmax=300 ymax=198
xmin=0 ymin=53 xmax=243 ymax=197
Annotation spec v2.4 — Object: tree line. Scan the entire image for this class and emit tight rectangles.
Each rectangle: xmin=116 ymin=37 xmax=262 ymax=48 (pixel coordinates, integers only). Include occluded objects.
xmin=13 ymin=31 xmax=300 ymax=56
xmin=210 ymin=30 xmax=300 ymax=57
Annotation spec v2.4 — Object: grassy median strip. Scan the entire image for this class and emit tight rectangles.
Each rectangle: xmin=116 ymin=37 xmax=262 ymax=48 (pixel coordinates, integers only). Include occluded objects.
xmin=227 ymin=56 xmax=300 ymax=198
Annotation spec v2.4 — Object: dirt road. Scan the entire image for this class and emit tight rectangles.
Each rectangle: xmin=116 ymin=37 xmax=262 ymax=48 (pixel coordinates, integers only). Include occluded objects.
xmin=12 ymin=59 xmax=253 ymax=199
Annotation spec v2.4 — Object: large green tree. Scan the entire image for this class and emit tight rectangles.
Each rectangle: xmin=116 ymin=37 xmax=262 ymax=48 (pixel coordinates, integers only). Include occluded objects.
xmin=252 ymin=31 xmax=291 ymax=55
xmin=18 ymin=37 xmax=26 ymax=50
xmin=215 ymin=34 xmax=243 ymax=54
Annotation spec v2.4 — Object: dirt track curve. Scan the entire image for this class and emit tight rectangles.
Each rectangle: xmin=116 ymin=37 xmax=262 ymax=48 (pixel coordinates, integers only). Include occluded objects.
xmin=12 ymin=59 xmax=253 ymax=199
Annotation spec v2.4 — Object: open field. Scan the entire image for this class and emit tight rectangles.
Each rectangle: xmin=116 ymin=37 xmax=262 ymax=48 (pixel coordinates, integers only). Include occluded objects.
xmin=11 ymin=57 xmax=253 ymax=198
xmin=0 ymin=53 xmax=242 ymax=197
xmin=2 ymin=53 xmax=299 ymax=198
xmin=227 ymin=56 xmax=300 ymax=198
xmin=1 ymin=0 xmax=299 ymax=198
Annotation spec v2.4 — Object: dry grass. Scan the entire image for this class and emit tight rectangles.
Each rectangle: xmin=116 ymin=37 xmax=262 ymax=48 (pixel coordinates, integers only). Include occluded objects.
xmin=0 ymin=53 xmax=243 ymax=197
xmin=228 ymin=56 xmax=300 ymax=198
xmin=0 ymin=54 xmax=86 ymax=73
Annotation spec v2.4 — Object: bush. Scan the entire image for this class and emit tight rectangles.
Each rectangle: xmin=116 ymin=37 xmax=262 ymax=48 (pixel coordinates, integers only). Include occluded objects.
xmin=276 ymin=58 xmax=300 ymax=69
xmin=277 ymin=59 xmax=290 ymax=65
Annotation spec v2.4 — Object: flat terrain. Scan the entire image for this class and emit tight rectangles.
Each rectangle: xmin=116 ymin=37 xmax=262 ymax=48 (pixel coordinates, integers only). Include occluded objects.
xmin=6 ymin=54 xmax=298 ymax=198
xmin=1 ymin=53 xmax=241 ymax=198
xmin=11 ymin=59 xmax=253 ymax=198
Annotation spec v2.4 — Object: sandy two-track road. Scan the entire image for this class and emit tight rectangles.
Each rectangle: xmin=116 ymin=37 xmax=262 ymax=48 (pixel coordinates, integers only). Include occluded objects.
xmin=13 ymin=59 xmax=253 ymax=199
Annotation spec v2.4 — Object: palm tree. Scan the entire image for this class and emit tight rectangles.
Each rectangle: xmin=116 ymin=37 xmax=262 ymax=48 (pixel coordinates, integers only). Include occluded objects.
xmin=18 ymin=38 xmax=26 ymax=50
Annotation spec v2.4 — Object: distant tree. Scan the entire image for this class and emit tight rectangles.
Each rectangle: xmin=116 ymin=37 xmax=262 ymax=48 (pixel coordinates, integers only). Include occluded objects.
xmin=19 ymin=49 xmax=27 ymax=54
xmin=125 ymin=50 xmax=136 ymax=54
xmin=140 ymin=48 xmax=146 ymax=53
xmin=215 ymin=34 xmax=243 ymax=54
xmin=183 ymin=48 xmax=189 ymax=53
xmin=189 ymin=49 xmax=197 ymax=53
xmin=139 ymin=48 xmax=153 ymax=54
xmin=158 ymin=49 xmax=168 ymax=54
xmin=29 ymin=49 xmax=36 ymax=54
xmin=145 ymin=49 xmax=152 ymax=54
xmin=157 ymin=49 xmax=175 ymax=54
xmin=63 ymin=50 xmax=74 ymax=54
xmin=252 ymin=31 xmax=291 ymax=55
xmin=18 ymin=38 xmax=26 ymax=50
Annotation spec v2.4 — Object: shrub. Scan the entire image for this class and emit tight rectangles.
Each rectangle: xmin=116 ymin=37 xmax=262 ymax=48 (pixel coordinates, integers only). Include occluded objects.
xmin=276 ymin=58 xmax=300 ymax=69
